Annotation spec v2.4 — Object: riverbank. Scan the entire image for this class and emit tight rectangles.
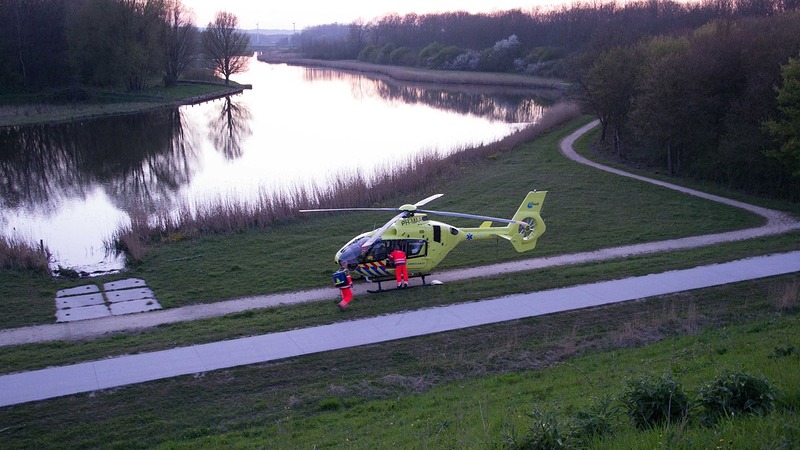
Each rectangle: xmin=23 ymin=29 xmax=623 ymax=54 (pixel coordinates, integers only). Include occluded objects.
xmin=0 ymin=81 xmax=250 ymax=128
xmin=257 ymin=52 xmax=571 ymax=92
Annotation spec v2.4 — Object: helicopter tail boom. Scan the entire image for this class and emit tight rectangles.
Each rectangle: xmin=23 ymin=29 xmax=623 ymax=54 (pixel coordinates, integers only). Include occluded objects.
xmin=458 ymin=191 xmax=547 ymax=252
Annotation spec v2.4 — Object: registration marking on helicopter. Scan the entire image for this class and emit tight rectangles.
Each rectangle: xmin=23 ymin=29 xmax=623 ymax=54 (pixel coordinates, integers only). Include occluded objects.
xmin=401 ymin=216 xmax=424 ymax=226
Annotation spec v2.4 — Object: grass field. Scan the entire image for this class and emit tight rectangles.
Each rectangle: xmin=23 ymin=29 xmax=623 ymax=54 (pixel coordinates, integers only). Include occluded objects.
xmin=0 ymin=82 xmax=245 ymax=127
xmin=0 ymin=117 xmax=798 ymax=448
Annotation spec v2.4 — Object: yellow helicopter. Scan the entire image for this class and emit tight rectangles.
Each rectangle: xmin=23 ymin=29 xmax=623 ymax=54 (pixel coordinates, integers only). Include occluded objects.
xmin=300 ymin=191 xmax=547 ymax=291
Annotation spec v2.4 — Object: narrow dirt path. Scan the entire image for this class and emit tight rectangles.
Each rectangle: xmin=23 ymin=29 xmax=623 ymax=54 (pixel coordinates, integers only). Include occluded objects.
xmin=1 ymin=120 xmax=797 ymax=347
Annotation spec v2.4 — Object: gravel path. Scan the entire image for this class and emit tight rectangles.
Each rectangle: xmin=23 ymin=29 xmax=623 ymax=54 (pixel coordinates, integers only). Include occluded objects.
xmin=1 ymin=120 xmax=797 ymax=347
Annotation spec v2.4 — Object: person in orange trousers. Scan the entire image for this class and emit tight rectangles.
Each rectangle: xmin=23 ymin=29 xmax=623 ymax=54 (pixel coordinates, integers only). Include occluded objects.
xmin=388 ymin=246 xmax=408 ymax=288
xmin=333 ymin=267 xmax=353 ymax=310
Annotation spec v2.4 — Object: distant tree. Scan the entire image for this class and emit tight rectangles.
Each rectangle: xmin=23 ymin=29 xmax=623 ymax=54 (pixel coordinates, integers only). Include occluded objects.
xmin=578 ymin=45 xmax=643 ymax=155
xmin=0 ymin=0 xmax=70 ymax=90
xmin=163 ymin=0 xmax=197 ymax=87
xmin=764 ymin=52 xmax=800 ymax=177
xmin=201 ymin=11 xmax=250 ymax=85
xmin=69 ymin=0 xmax=166 ymax=91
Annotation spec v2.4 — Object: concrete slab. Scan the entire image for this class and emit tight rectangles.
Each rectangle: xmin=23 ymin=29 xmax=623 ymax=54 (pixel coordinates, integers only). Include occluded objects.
xmin=103 ymin=278 xmax=147 ymax=292
xmin=56 ymin=293 xmax=105 ymax=309
xmin=56 ymin=304 xmax=111 ymax=322
xmin=0 ymin=362 xmax=100 ymax=406
xmin=108 ymin=299 xmax=162 ymax=315
xmin=56 ymin=284 xmax=100 ymax=298
xmin=194 ymin=332 xmax=303 ymax=371
xmin=93 ymin=347 xmax=204 ymax=388
xmin=104 ymin=288 xmax=155 ymax=303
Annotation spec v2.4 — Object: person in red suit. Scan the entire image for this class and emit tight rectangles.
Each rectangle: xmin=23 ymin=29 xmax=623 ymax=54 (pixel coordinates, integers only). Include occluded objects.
xmin=333 ymin=267 xmax=353 ymax=310
xmin=388 ymin=245 xmax=408 ymax=288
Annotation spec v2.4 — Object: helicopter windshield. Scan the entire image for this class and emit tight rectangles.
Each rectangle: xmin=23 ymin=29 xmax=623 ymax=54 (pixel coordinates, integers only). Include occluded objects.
xmin=337 ymin=236 xmax=372 ymax=268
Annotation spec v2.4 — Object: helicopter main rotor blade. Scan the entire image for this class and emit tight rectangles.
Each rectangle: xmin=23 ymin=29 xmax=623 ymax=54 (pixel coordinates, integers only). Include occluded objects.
xmin=416 ymin=209 xmax=528 ymax=226
xmin=361 ymin=211 xmax=406 ymax=249
xmin=414 ymin=193 xmax=444 ymax=206
xmin=298 ymin=207 xmax=399 ymax=213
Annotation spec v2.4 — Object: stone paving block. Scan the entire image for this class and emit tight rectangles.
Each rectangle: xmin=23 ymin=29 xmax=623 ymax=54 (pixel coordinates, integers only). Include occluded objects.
xmin=56 ymin=293 xmax=105 ymax=309
xmin=103 ymin=278 xmax=146 ymax=292
xmin=108 ymin=299 xmax=162 ymax=315
xmin=104 ymin=288 xmax=155 ymax=303
xmin=56 ymin=305 xmax=111 ymax=322
xmin=56 ymin=284 xmax=100 ymax=298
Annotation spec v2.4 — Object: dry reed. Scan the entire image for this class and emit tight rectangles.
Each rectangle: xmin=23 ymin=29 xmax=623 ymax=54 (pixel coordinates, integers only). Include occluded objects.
xmin=108 ymin=101 xmax=582 ymax=261
xmin=770 ymin=278 xmax=799 ymax=311
xmin=0 ymin=235 xmax=51 ymax=274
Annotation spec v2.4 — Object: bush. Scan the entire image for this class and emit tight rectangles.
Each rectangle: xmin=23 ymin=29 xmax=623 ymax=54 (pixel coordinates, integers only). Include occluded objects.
xmin=572 ymin=396 xmax=618 ymax=441
xmin=357 ymin=44 xmax=379 ymax=63
xmin=504 ymin=406 xmax=573 ymax=450
xmin=375 ymin=43 xmax=396 ymax=65
xmin=697 ymin=371 xmax=776 ymax=423
xmin=622 ymin=373 xmax=689 ymax=429
xmin=389 ymin=46 xmax=417 ymax=66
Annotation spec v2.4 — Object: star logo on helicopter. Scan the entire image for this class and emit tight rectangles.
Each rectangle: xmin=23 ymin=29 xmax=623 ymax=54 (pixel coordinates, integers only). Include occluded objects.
xmin=466 ymin=233 xmax=474 ymax=240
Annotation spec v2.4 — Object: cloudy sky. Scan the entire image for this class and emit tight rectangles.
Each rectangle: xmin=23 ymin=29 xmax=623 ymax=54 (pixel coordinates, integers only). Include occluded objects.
xmin=182 ymin=0 xmax=567 ymax=30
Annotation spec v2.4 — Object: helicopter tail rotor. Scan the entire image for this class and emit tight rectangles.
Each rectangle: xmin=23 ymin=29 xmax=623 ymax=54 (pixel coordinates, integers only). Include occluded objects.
xmin=506 ymin=191 xmax=547 ymax=252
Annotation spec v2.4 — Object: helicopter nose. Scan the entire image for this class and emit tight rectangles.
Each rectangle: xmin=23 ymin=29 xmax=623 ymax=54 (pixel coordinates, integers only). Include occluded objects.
xmin=337 ymin=243 xmax=362 ymax=268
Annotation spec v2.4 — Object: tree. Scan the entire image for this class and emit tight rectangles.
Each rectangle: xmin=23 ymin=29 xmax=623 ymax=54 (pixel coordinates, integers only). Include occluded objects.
xmin=764 ymin=52 xmax=800 ymax=177
xmin=0 ymin=0 xmax=70 ymax=90
xmin=68 ymin=0 xmax=166 ymax=91
xmin=578 ymin=45 xmax=643 ymax=155
xmin=201 ymin=11 xmax=250 ymax=85
xmin=163 ymin=0 xmax=197 ymax=87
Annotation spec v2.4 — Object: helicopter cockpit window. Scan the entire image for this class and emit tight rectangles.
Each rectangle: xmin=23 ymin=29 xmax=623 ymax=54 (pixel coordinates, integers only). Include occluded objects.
xmin=363 ymin=241 xmax=387 ymax=262
xmin=405 ymin=239 xmax=426 ymax=258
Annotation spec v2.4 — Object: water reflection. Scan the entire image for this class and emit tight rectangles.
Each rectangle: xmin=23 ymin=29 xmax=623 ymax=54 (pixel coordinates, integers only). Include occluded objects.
xmin=0 ymin=108 xmax=197 ymax=215
xmin=208 ymin=96 xmax=253 ymax=160
xmin=302 ymin=67 xmax=546 ymax=123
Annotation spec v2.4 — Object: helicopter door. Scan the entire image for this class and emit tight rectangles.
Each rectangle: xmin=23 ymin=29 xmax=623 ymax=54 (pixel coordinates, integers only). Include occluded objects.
xmin=433 ymin=225 xmax=441 ymax=243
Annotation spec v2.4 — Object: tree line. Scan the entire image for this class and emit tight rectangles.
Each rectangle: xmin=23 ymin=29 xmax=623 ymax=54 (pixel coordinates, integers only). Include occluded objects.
xmin=579 ymin=11 xmax=800 ymax=200
xmin=0 ymin=0 xmax=250 ymax=93
xmin=297 ymin=0 xmax=800 ymax=200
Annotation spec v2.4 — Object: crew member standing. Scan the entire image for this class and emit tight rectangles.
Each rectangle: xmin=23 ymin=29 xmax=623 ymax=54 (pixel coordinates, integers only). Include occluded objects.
xmin=388 ymin=245 xmax=408 ymax=288
xmin=333 ymin=267 xmax=353 ymax=310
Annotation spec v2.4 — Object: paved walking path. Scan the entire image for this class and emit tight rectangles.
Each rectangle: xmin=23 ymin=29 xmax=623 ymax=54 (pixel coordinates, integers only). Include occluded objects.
xmin=1 ymin=250 xmax=798 ymax=407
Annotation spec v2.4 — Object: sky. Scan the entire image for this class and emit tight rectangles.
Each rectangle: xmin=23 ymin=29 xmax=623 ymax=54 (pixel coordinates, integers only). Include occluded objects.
xmin=182 ymin=0 xmax=567 ymax=31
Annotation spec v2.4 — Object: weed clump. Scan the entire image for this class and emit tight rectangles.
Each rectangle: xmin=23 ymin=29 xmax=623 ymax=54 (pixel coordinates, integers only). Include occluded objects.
xmin=622 ymin=373 xmax=689 ymax=429
xmin=696 ymin=371 xmax=776 ymax=423
xmin=503 ymin=397 xmax=618 ymax=449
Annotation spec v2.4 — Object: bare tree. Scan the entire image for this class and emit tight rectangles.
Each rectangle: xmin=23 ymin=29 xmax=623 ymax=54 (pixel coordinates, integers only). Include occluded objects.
xmin=201 ymin=11 xmax=250 ymax=85
xmin=163 ymin=0 xmax=197 ymax=86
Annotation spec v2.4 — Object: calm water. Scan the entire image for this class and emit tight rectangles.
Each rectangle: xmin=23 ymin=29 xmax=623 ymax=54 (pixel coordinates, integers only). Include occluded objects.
xmin=0 ymin=58 xmax=550 ymax=273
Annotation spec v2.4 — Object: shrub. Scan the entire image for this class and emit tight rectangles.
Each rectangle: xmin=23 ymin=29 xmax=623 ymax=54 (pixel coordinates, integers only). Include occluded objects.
xmin=357 ymin=44 xmax=379 ymax=63
xmin=375 ymin=43 xmax=396 ymax=65
xmin=389 ymin=46 xmax=417 ymax=66
xmin=622 ymin=373 xmax=689 ymax=429
xmin=696 ymin=371 xmax=776 ymax=423
xmin=572 ymin=396 xmax=618 ymax=441
xmin=504 ymin=406 xmax=573 ymax=450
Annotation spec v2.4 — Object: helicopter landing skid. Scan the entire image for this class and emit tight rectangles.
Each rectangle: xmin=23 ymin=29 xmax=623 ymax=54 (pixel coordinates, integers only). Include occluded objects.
xmin=366 ymin=273 xmax=430 ymax=293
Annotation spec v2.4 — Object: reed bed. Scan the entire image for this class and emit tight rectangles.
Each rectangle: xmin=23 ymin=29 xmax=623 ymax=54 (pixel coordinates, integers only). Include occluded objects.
xmin=108 ymin=101 xmax=581 ymax=261
xmin=0 ymin=235 xmax=51 ymax=274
